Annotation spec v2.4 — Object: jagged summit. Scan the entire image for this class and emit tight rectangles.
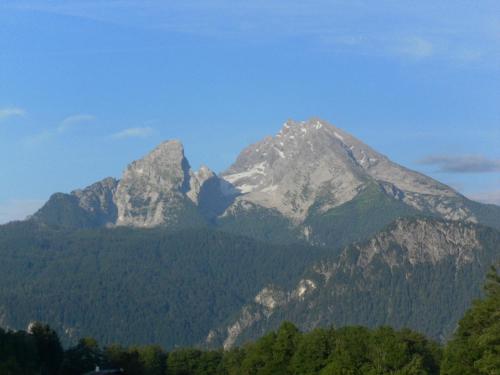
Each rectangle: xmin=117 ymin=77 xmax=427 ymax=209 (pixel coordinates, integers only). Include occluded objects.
xmin=31 ymin=118 xmax=498 ymax=234
xmin=114 ymin=139 xmax=229 ymax=227
xmin=33 ymin=139 xmax=224 ymax=229
xmin=114 ymin=139 xmax=193 ymax=227
xmin=222 ymin=118 xmax=470 ymax=222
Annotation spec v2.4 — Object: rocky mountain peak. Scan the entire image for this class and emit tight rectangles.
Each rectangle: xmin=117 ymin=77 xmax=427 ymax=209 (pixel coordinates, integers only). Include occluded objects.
xmin=114 ymin=140 xmax=194 ymax=227
xmin=130 ymin=139 xmax=189 ymax=180
xmin=221 ymin=118 xmax=370 ymax=220
xmin=222 ymin=118 xmax=475 ymax=223
xmin=31 ymin=118 xmax=491 ymax=232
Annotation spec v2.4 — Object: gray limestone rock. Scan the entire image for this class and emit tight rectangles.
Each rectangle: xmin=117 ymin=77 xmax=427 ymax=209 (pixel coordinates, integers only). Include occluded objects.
xmin=222 ymin=118 xmax=476 ymax=223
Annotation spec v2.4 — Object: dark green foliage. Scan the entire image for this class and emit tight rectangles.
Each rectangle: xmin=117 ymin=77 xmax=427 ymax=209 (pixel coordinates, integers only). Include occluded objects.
xmin=0 ymin=221 xmax=325 ymax=348
xmin=136 ymin=346 xmax=167 ymax=375
xmin=441 ymin=266 xmax=500 ymax=375
xmin=167 ymin=349 xmax=223 ymax=375
xmin=216 ymin=204 xmax=300 ymax=245
xmin=0 ymin=293 xmax=498 ymax=375
xmin=225 ymin=323 xmax=442 ymax=375
xmin=0 ymin=328 xmax=39 ymax=375
xmin=1 ymin=216 xmax=498 ymax=350
xmin=29 ymin=322 xmax=64 ymax=375
xmin=289 ymin=328 xmax=333 ymax=374
xmin=230 ymin=218 xmax=500 ymax=345
xmin=59 ymin=337 xmax=103 ymax=375
xmin=104 ymin=344 xmax=144 ymax=375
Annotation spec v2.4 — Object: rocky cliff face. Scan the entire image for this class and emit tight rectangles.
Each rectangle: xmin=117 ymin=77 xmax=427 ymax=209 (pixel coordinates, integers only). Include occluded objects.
xmin=113 ymin=140 xmax=235 ymax=228
xmin=115 ymin=140 xmax=195 ymax=227
xmin=210 ymin=217 xmax=496 ymax=347
xmin=222 ymin=118 xmax=475 ymax=223
xmin=71 ymin=177 xmax=119 ymax=225
xmin=353 ymin=218 xmax=482 ymax=267
xmin=32 ymin=118 xmax=498 ymax=234
xmin=34 ymin=140 xmax=227 ymax=229
xmin=32 ymin=177 xmax=119 ymax=228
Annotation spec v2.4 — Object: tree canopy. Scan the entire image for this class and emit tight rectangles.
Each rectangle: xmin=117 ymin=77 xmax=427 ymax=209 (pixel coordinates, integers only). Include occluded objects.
xmin=0 ymin=268 xmax=498 ymax=374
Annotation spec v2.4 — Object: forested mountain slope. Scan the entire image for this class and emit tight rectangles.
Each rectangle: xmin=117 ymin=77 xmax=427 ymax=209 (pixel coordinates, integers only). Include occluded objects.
xmin=210 ymin=218 xmax=500 ymax=348
xmin=2 ymin=118 xmax=500 ymax=352
xmin=0 ymin=221 xmax=325 ymax=348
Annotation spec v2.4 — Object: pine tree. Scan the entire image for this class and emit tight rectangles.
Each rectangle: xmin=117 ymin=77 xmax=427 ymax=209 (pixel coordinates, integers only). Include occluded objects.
xmin=442 ymin=265 xmax=500 ymax=375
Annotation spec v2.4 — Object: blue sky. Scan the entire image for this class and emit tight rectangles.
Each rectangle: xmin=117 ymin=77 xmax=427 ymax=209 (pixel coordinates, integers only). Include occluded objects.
xmin=1 ymin=0 xmax=500 ymax=223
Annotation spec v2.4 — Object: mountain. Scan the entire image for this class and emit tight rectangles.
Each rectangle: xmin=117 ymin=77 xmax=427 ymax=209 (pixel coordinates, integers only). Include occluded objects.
xmin=209 ymin=217 xmax=500 ymax=348
xmin=219 ymin=119 xmax=500 ymax=245
xmin=0 ymin=221 xmax=325 ymax=348
xmin=31 ymin=118 xmax=500 ymax=247
xmin=33 ymin=141 xmax=229 ymax=231
xmin=33 ymin=177 xmax=119 ymax=228
xmin=2 ymin=117 xmax=500 ymax=350
xmin=223 ymin=119 xmax=464 ymax=222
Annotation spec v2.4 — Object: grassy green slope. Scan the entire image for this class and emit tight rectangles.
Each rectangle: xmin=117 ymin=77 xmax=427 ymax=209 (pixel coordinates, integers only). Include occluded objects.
xmin=305 ymin=183 xmax=421 ymax=248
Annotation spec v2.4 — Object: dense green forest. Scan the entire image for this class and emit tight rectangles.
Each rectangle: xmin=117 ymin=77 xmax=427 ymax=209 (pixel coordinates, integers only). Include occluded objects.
xmin=206 ymin=218 xmax=500 ymax=348
xmin=0 ymin=221 xmax=327 ymax=348
xmin=1 ymin=217 xmax=499 ymax=349
xmin=1 ymin=266 xmax=498 ymax=375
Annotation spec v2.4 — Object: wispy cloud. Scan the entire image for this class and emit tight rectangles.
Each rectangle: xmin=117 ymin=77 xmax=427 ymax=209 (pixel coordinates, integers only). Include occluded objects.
xmin=419 ymin=155 xmax=500 ymax=173
xmin=0 ymin=199 xmax=45 ymax=224
xmin=111 ymin=127 xmax=154 ymax=139
xmin=58 ymin=114 xmax=95 ymax=132
xmin=468 ymin=190 xmax=500 ymax=206
xmin=0 ymin=107 xmax=25 ymax=121
xmin=22 ymin=113 xmax=96 ymax=145
xmin=398 ymin=37 xmax=434 ymax=59
xmin=4 ymin=1 xmax=500 ymax=65
xmin=22 ymin=129 xmax=55 ymax=146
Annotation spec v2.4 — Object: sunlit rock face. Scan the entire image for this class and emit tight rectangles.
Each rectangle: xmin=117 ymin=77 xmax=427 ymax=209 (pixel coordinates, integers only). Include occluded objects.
xmin=222 ymin=118 xmax=475 ymax=223
xmin=33 ymin=118 xmax=490 ymax=232
xmin=114 ymin=140 xmax=194 ymax=227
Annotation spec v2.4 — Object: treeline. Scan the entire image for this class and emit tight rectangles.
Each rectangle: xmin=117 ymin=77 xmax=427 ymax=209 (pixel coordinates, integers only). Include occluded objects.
xmin=1 ymin=266 xmax=499 ymax=375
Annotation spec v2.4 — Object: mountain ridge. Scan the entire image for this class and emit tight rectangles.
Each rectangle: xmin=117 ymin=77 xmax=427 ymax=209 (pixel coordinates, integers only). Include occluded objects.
xmin=29 ymin=118 xmax=500 ymax=246
xmin=2 ymin=118 xmax=500 ymax=350
xmin=208 ymin=216 xmax=500 ymax=348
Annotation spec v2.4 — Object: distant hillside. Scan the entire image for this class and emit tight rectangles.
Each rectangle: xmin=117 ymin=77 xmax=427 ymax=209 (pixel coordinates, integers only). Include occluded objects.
xmin=0 ymin=221 xmax=324 ymax=348
xmin=210 ymin=217 xmax=500 ymax=348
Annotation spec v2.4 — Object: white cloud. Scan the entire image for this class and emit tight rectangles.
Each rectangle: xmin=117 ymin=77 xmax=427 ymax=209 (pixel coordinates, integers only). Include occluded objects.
xmin=111 ymin=127 xmax=154 ymax=139
xmin=0 ymin=107 xmax=25 ymax=121
xmin=0 ymin=199 xmax=45 ymax=224
xmin=58 ymin=114 xmax=95 ymax=132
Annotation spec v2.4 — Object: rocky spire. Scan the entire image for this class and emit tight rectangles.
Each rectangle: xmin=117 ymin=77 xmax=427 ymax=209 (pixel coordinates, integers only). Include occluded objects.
xmin=114 ymin=140 xmax=195 ymax=227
